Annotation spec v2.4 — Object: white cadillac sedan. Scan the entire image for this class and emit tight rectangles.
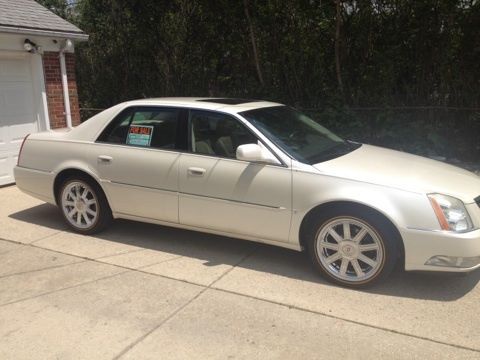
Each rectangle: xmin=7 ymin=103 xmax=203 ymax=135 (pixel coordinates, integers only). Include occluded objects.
xmin=14 ymin=98 xmax=480 ymax=287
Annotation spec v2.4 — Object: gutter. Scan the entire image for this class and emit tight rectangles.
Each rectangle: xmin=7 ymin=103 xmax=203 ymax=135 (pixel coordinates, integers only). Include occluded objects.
xmin=0 ymin=25 xmax=88 ymax=41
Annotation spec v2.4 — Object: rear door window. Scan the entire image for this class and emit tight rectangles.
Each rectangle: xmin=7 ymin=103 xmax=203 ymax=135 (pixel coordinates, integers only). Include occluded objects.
xmin=97 ymin=107 xmax=181 ymax=150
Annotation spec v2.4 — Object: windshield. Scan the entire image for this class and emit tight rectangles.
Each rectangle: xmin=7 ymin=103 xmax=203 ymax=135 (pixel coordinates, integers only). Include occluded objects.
xmin=240 ymin=106 xmax=360 ymax=164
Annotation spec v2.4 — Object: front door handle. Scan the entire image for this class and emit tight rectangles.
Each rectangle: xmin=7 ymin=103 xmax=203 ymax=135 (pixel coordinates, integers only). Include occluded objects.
xmin=98 ymin=155 xmax=113 ymax=163
xmin=187 ymin=167 xmax=206 ymax=176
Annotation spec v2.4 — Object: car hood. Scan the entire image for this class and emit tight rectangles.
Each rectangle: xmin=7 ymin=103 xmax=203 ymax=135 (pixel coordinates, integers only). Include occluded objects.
xmin=313 ymin=144 xmax=480 ymax=203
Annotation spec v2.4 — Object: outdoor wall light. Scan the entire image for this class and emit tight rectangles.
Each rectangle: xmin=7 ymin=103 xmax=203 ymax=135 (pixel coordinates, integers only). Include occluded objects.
xmin=24 ymin=39 xmax=38 ymax=53
xmin=62 ymin=39 xmax=73 ymax=52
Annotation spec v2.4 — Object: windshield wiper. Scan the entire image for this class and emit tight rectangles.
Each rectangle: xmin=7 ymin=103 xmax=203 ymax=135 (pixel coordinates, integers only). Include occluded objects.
xmin=308 ymin=141 xmax=361 ymax=164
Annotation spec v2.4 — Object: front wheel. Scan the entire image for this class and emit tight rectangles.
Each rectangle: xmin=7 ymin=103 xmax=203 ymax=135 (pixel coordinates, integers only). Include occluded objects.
xmin=59 ymin=177 xmax=112 ymax=234
xmin=305 ymin=210 xmax=398 ymax=288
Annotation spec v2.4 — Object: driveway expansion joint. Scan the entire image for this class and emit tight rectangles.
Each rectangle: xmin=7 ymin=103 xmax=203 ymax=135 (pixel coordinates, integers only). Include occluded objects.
xmin=112 ymin=287 xmax=208 ymax=360
xmin=207 ymin=245 xmax=260 ymax=288
xmin=29 ymin=230 xmax=66 ymax=244
xmin=0 ymin=260 xmax=86 ymax=280
xmin=94 ymin=248 xmax=150 ymax=260
xmin=135 ymin=255 xmax=185 ymax=270
xmin=208 ymin=286 xmax=480 ymax=354
xmin=0 ymin=270 xmax=129 ymax=308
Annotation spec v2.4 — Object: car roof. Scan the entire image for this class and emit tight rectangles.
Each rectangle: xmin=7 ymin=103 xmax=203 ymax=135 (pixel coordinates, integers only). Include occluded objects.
xmin=122 ymin=97 xmax=283 ymax=114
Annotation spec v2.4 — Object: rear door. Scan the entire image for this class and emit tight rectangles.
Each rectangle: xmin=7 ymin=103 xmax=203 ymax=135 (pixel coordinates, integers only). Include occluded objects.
xmin=92 ymin=106 xmax=185 ymax=222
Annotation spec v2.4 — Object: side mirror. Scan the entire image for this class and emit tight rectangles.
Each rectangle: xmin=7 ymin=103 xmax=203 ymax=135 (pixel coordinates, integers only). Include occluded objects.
xmin=236 ymin=143 xmax=279 ymax=165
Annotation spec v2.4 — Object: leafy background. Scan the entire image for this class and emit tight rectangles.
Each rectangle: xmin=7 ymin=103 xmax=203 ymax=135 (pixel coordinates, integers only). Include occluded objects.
xmin=38 ymin=0 xmax=480 ymax=162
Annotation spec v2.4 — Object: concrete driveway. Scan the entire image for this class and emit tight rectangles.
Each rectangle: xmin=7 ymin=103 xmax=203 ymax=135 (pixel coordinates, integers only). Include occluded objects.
xmin=0 ymin=185 xmax=479 ymax=359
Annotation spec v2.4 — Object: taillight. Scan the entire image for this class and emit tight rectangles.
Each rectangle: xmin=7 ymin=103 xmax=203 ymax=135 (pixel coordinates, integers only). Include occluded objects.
xmin=17 ymin=134 xmax=30 ymax=166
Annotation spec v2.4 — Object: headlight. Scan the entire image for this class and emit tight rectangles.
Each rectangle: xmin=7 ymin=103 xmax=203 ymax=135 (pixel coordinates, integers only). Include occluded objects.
xmin=428 ymin=194 xmax=474 ymax=232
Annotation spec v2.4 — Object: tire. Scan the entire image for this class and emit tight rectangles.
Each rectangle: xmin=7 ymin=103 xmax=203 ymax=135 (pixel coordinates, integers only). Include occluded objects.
xmin=305 ymin=207 xmax=399 ymax=288
xmin=58 ymin=176 xmax=112 ymax=235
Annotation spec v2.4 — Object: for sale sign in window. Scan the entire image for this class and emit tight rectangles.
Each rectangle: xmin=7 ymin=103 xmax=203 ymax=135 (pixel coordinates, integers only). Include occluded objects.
xmin=126 ymin=125 xmax=154 ymax=147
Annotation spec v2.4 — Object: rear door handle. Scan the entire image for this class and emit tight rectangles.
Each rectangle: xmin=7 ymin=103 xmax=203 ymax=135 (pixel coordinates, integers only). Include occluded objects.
xmin=98 ymin=155 xmax=113 ymax=163
xmin=187 ymin=167 xmax=206 ymax=176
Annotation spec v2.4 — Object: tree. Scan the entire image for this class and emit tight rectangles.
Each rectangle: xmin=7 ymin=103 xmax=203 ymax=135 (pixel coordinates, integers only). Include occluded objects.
xmin=36 ymin=0 xmax=71 ymax=18
xmin=243 ymin=0 xmax=264 ymax=86
xmin=37 ymin=0 xmax=480 ymax=160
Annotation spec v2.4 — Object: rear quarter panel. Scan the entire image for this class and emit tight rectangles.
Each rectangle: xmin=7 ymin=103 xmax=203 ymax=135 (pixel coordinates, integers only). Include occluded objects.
xmin=17 ymin=138 xmax=98 ymax=203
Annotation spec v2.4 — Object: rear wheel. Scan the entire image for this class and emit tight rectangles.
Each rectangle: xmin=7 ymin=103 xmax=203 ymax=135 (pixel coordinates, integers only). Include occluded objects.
xmin=306 ymin=209 xmax=398 ymax=288
xmin=59 ymin=177 xmax=112 ymax=234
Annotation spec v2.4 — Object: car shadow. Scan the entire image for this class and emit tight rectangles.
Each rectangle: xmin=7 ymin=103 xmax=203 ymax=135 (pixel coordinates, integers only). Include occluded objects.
xmin=9 ymin=203 xmax=479 ymax=301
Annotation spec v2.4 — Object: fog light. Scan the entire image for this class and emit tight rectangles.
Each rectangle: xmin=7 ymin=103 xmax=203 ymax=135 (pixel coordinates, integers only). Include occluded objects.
xmin=425 ymin=255 xmax=480 ymax=268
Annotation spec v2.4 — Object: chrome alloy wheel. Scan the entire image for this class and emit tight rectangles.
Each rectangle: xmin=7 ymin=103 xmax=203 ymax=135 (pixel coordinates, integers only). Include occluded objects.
xmin=61 ymin=181 xmax=99 ymax=230
xmin=315 ymin=217 xmax=385 ymax=283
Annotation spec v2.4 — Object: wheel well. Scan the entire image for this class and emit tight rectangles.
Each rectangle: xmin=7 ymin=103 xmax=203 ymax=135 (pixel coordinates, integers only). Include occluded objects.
xmin=299 ymin=201 xmax=405 ymax=263
xmin=53 ymin=169 xmax=101 ymax=206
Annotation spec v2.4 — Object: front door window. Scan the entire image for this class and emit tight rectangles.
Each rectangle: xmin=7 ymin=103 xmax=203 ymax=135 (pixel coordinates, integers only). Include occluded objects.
xmin=189 ymin=110 xmax=258 ymax=158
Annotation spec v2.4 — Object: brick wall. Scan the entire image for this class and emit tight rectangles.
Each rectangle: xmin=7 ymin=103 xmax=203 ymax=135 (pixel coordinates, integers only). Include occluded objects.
xmin=42 ymin=51 xmax=81 ymax=129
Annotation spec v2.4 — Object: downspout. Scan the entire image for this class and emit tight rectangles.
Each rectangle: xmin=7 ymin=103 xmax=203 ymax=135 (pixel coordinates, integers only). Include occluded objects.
xmin=59 ymin=39 xmax=73 ymax=129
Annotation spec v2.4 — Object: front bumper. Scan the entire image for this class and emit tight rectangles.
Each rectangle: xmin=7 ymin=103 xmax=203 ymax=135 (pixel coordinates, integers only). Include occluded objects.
xmin=401 ymin=227 xmax=480 ymax=272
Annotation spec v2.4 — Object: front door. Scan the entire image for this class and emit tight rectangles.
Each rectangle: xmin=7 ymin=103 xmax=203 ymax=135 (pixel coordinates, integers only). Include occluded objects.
xmin=91 ymin=106 xmax=183 ymax=222
xmin=178 ymin=109 xmax=292 ymax=242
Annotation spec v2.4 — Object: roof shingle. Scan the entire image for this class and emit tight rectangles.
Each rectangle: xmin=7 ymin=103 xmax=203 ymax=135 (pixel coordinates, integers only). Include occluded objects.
xmin=0 ymin=0 xmax=86 ymax=38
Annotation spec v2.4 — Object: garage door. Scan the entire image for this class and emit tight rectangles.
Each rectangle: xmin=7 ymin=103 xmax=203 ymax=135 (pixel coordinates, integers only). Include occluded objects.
xmin=0 ymin=54 xmax=38 ymax=186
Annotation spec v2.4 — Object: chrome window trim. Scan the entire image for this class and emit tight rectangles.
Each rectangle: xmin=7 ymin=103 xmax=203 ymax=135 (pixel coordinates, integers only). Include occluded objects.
xmin=94 ymin=104 xmax=293 ymax=168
